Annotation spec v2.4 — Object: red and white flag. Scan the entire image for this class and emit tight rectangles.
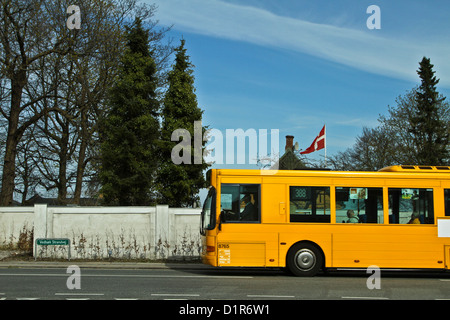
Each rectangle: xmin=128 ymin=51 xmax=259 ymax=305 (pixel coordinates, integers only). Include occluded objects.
xmin=300 ymin=125 xmax=326 ymax=155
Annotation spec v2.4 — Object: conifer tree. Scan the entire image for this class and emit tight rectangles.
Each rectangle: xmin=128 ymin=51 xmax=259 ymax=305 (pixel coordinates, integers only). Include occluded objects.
xmin=410 ymin=57 xmax=449 ymax=165
xmin=157 ymin=39 xmax=209 ymax=207
xmin=99 ymin=18 xmax=160 ymax=205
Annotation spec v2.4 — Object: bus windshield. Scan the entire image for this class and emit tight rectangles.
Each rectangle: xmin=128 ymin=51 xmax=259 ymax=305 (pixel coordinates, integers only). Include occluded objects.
xmin=200 ymin=187 xmax=216 ymax=235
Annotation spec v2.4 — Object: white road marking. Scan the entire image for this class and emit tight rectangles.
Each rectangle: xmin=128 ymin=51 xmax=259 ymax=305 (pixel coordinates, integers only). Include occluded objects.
xmin=341 ymin=296 xmax=389 ymax=300
xmin=151 ymin=293 xmax=200 ymax=297
xmin=55 ymin=293 xmax=104 ymax=296
xmin=247 ymin=294 xmax=295 ymax=298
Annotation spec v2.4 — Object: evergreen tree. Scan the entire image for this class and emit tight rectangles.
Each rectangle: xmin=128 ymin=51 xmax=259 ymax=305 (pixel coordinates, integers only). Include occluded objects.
xmin=410 ymin=57 xmax=449 ymax=165
xmin=157 ymin=39 xmax=209 ymax=207
xmin=99 ymin=18 xmax=160 ymax=205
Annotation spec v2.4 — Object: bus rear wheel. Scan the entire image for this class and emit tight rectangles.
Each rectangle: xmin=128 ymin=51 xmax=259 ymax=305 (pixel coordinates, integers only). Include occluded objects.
xmin=287 ymin=243 xmax=323 ymax=277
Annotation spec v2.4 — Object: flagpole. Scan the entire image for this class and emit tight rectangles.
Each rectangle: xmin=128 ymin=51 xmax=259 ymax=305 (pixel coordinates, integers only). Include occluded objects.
xmin=324 ymin=124 xmax=327 ymax=167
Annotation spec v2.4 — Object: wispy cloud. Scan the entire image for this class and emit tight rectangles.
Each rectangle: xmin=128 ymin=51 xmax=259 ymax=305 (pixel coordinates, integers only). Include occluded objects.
xmin=285 ymin=113 xmax=378 ymax=131
xmin=152 ymin=0 xmax=450 ymax=86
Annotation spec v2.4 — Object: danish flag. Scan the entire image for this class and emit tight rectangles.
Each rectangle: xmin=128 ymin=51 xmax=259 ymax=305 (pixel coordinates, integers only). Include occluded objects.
xmin=300 ymin=125 xmax=326 ymax=155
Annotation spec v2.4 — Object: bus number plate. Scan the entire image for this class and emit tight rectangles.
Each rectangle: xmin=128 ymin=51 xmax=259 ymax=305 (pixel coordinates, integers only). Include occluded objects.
xmin=218 ymin=243 xmax=230 ymax=265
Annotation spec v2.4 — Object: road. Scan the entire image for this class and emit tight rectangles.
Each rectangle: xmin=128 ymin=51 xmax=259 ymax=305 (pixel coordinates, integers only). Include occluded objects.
xmin=1 ymin=264 xmax=450 ymax=301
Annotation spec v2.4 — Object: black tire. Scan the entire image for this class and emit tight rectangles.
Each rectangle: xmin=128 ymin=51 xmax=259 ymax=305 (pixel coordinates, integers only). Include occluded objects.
xmin=286 ymin=242 xmax=323 ymax=277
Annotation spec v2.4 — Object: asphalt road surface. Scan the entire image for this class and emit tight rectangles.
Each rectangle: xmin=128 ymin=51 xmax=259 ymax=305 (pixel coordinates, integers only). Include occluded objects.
xmin=1 ymin=265 xmax=450 ymax=301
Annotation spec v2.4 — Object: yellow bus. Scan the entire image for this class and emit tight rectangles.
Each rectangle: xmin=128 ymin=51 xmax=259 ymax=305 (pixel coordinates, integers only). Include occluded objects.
xmin=200 ymin=165 xmax=450 ymax=276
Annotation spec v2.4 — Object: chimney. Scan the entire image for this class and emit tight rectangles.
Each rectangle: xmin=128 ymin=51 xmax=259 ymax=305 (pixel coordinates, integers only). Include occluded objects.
xmin=285 ymin=135 xmax=294 ymax=152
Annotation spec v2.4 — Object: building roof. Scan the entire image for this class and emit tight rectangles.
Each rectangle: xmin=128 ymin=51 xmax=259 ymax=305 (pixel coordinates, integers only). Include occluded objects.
xmin=271 ymin=135 xmax=307 ymax=170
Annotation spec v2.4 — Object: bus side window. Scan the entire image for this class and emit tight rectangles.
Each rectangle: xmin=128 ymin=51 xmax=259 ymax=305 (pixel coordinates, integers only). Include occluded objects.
xmin=445 ymin=189 xmax=450 ymax=217
xmin=335 ymin=187 xmax=383 ymax=224
xmin=388 ymin=188 xmax=434 ymax=224
xmin=289 ymin=186 xmax=330 ymax=223
xmin=220 ymin=184 xmax=260 ymax=223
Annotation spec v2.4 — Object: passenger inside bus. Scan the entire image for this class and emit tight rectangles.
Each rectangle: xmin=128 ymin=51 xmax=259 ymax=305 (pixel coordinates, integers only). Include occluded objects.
xmin=346 ymin=210 xmax=360 ymax=223
xmin=407 ymin=212 xmax=420 ymax=224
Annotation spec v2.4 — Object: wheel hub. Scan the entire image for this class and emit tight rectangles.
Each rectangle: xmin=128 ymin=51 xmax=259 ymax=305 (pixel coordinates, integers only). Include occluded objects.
xmin=295 ymin=249 xmax=315 ymax=271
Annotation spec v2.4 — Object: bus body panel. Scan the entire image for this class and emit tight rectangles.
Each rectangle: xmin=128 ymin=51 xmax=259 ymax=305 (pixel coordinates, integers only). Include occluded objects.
xmin=216 ymin=224 xmax=279 ymax=267
xmin=201 ymin=167 xmax=450 ymax=273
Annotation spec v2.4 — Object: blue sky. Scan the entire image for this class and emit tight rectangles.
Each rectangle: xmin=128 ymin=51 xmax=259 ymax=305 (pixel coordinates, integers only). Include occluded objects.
xmin=147 ymin=0 xmax=450 ymax=168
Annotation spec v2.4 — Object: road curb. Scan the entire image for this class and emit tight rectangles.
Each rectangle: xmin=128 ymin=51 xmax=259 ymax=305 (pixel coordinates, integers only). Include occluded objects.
xmin=0 ymin=261 xmax=211 ymax=270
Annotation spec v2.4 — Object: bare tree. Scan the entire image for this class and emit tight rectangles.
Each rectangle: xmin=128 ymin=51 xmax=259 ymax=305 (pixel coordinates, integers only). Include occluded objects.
xmin=14 ymin=126 xmax=40 ymax=204
xmin=329 ymin=127 xmax=394 ymax=171
xmin=1 ymin=0 xmax=173 ymax=205
xmin=0 ymin=0 xmax=73 ymax=205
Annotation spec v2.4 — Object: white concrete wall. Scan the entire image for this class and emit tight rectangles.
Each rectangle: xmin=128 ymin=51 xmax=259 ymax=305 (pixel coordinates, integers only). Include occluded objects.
xmin=0 ymin=205 xmax=202 ymax=260
xmin=0 ymin=206 xmax=34 ymax=247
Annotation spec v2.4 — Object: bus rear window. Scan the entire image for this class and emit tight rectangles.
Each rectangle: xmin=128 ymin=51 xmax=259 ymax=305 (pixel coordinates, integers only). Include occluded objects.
xmin=289 ymin=186 xmax=330 ymax=223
